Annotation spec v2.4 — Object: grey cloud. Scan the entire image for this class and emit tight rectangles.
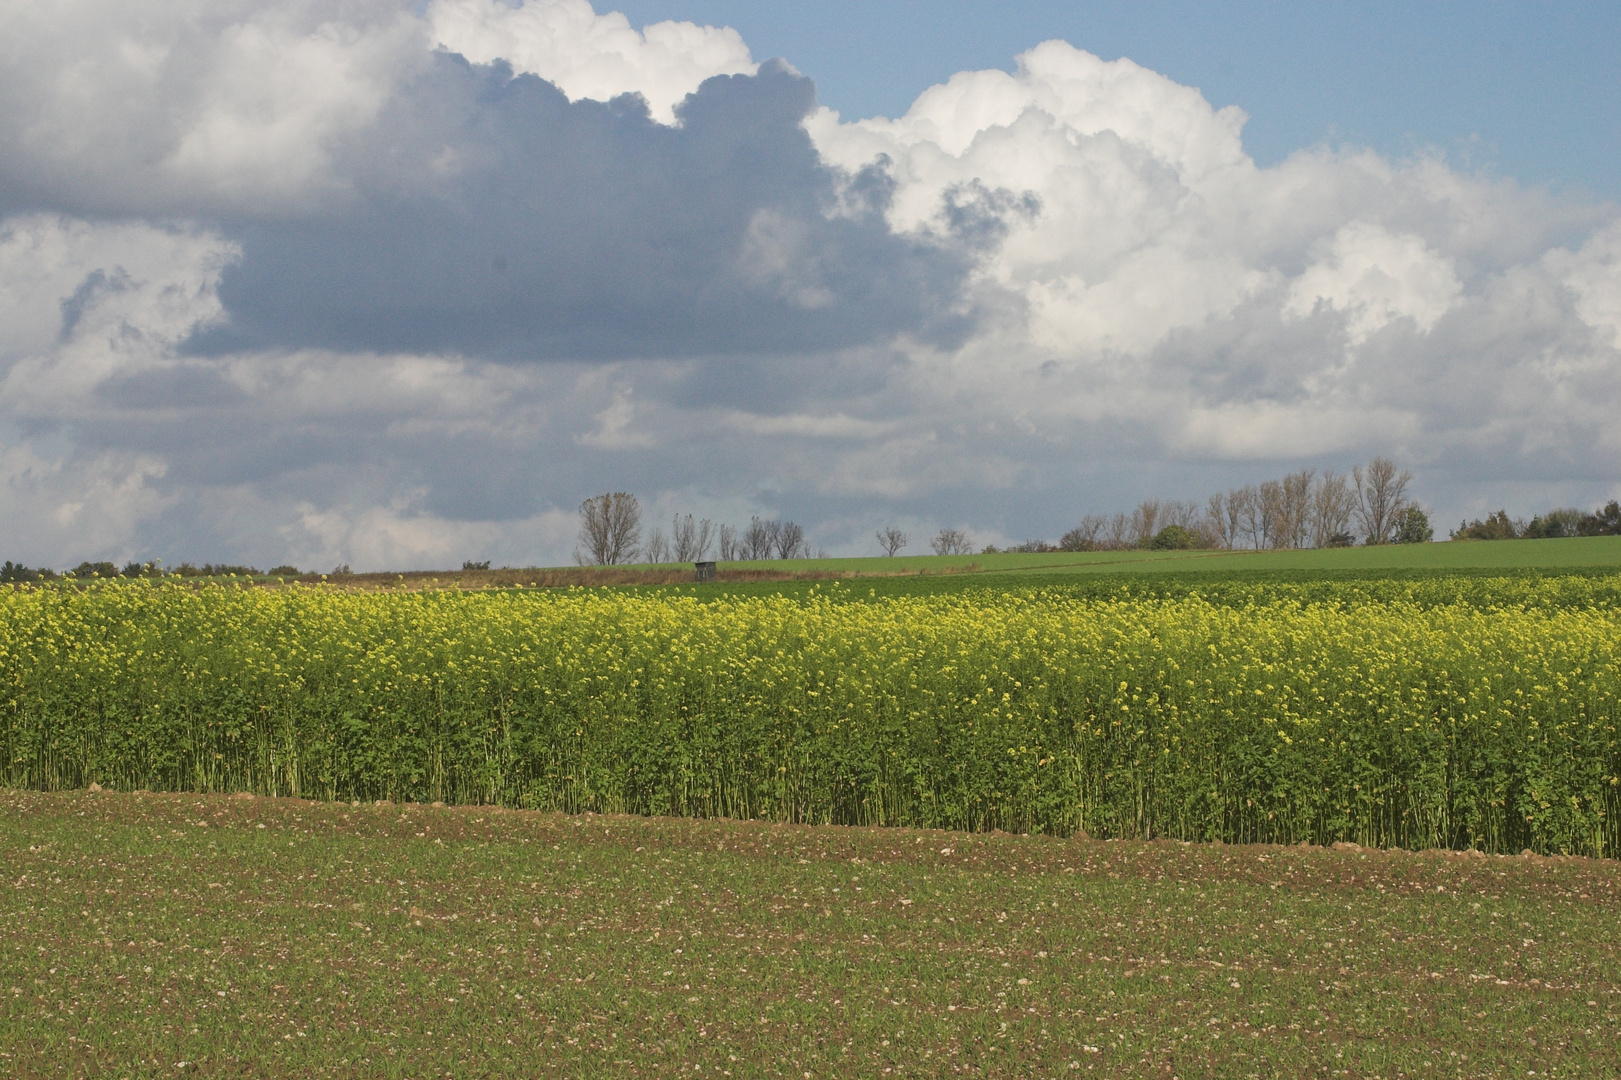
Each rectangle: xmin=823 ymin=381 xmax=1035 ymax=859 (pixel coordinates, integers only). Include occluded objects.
xmin=93 ymin=364 xmax=247 ymax=412
xmin=663 ymin=346 xmax=906 ymax=415
xmin=189 ymin=55 xmax=978 ymax=361
xmin=59 ymin=268 xmax=135 ymax=341
xmin=0 ymin=0 xmax=425 ymax=221
xmin=936 ymin=181 xmax=1043 ymax=252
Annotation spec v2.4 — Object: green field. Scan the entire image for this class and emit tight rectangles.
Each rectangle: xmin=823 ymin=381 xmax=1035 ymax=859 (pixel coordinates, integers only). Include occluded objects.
xmin=69 ymin=535 xmax=1615 ymax=594
xmin=3 ymin=790 xmax=1617 ymax=1079
xmin=681 ymin=535 xmax=1621 ymax=580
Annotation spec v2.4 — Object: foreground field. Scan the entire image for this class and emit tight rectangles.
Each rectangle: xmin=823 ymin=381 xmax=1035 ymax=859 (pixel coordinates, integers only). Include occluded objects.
xmin=2 ymin=791 xmax=1616 ymax=1079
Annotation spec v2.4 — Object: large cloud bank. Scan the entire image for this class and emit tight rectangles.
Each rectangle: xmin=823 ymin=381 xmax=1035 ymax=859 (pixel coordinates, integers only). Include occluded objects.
xmin=0 ymin=0 xmax=1616 ymax=569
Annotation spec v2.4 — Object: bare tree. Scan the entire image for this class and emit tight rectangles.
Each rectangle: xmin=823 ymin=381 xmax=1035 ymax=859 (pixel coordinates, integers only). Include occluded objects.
xmin=742 ymin=517 xmax=775 ymax=560
xmin=1162 ymin=500 xmax=1200 ymax=531
xmin=1228 ymin=486 xmax=1258 ymax=549
xmin=1353 ymin=457 xmax=1413 ymax=545
xmin=717 ymin=524 xmax=739 ymax=561
xmin=643 ymin=527 xmax=671 ymax=564
xmin=776 ymin=521 xmax=806 ymax=559
xmin=877 ymin=526 xmax=908 ymax=556
xmin=1059 ymin=515 xmax=1104 ymax=552
xmin=1244 ymin=485 xmax=1268 ymax=549
xmin=1257 ymin=480 xmax=1288 ymax=549
xmin=1067 ymin=461 xmax=1417 ymax=553
xmin=1129 ymin=499 xmax=1161 ymax=546
xmin=671 ymin=515 xmax=715 ymax=562
xmin=931 ymin=527 xmax=974 ymax=555
xmin=577 ymin=492 xmax=642 ymax=565
xmin=1105 ymin=513 xmax=1132 ymax=549
xmin=1279 ymin=469 xmax=1314 ymax=549
xmin=1204 ymin=493 xmax=1233 ymax=548
xmin=670 ymin=516 xmax=693 ymax=562
xmin=1310 ymin=471 xmax=1355 ymax=547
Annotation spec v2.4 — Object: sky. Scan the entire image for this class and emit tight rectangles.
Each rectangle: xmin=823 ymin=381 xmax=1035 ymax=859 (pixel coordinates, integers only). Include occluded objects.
xmin=0 ymin=0 xmax=1617 ymax=571
xmin=613 ymin=0 xmax=1621 ymax=200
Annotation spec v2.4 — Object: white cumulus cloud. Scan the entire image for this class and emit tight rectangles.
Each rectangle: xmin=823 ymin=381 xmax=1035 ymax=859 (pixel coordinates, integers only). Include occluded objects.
xmin=802 ymin=37 xmax=1618 ymax=498
xmin=1284 ymin=221 xmax=1462 ymax=344
xmin=278 ymin=498 xmax=577 ymax=572
xmin=0 ymin=0 xmax=426 ymax=215
xmin=1547 ymin=220 xmax=1621 ymax=352
xmin=427 ymin=0 xmax=755 ymax=124
xmin=0 ymin=441 xmax=173 ymax=565
xmin=0 ymin=215 xmax=239 ymax=411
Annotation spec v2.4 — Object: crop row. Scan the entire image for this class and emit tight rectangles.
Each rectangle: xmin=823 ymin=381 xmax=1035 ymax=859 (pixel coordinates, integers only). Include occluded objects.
xmin=1 ymin=581 xmax=1617 ymax=855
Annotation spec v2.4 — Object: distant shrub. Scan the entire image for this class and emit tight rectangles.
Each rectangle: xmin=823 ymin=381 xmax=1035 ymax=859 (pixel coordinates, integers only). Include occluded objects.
xmin=70 ymin=562 xmax=118 ymax=578
xmin=462 ymin=561 xmax=492 ymax=571
xmin=1452 ymin=510 xmax=1520 ymax=541
xmin=172 ymin=563 xmax=261 ymax=578
xmin=1523 ymin=509 xmax=1587 ymax=539
xmin=268 ymin=566 xmax=301 ymax=577
xmin=1149 ymin=525 xmax=1199 ymax=550
xmin=1579 ymin=501 xmax=1621 ymax=537
xmin=1392 ymin=506 xmax=1434 ymax=544
xmin=1452 ymin=501 xmax=1619 ymax=541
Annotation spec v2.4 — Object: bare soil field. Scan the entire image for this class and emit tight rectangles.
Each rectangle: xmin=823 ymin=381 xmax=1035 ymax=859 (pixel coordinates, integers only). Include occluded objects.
xmin=3 ymin=791 xmax=1617 ymax=1078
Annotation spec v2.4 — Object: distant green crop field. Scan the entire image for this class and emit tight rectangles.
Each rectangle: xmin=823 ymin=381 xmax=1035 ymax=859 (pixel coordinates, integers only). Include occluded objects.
xmin=662 ymin=567 xmax=1621 ymax=608
xmin=676 ymin=535 xmax=1621 ymax=580
xmin=629 ymin=537 xmax=1621 ymax=605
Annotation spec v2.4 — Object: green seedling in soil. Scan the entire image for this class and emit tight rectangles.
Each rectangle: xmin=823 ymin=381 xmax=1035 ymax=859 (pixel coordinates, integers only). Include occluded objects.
xmin=2 ymin=790 xmax=1617 ymax=1078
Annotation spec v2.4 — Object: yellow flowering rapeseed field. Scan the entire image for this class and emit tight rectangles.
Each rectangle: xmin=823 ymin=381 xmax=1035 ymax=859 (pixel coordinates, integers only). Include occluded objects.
xmin=1 ymin=579 xmax=1616 ymax=856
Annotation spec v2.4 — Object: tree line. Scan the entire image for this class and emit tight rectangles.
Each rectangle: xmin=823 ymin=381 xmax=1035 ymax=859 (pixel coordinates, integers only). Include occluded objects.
xmin=1451 ymin=500 xmax=1621 ymax=540
xmin=0 ymin=560 xmax=302 ymax=584
xmin=576 ymin=492 xmax=825 ymax=566
xmin=580 ymin=459 xmax=1621 ymax=567
xmin=1046 ymin=457 xmax=1432 ymax=552
xmin=920 ymin=456 xmax=1428 ymax=556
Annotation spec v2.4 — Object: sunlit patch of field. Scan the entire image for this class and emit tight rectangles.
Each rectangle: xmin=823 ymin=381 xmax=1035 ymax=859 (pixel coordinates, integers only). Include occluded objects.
xmin=672 ymin=535 xmax=1621 ymax=579
xmin=131 ymin=535 xmax=1621 ymax=593
xmin=2 ymin=791 xmax=1618 ymax=1078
